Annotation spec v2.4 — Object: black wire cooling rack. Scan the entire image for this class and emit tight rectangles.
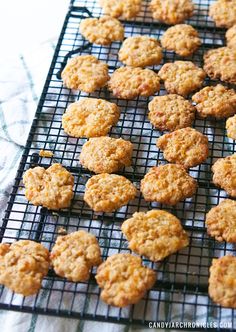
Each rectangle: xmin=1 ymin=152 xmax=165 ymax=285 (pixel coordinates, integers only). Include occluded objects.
xmin=1 ymin=0 xmax=236 ymax=330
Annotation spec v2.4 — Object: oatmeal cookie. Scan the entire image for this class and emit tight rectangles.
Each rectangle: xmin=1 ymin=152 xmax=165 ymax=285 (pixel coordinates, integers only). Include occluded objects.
xmin=95 ymin=253 xmax=156 ymax=307
xmin=99 ymin=0 xmax=141 ymax=19
xmin=226 ymin=25 xmax=236 ymax=48
xmin=118 ymin=36 xmax=163 ymax=67
xmin=192 ymin=85 xmax=236 ymax=119
xmin=50 ymin=230 xmax=102 ymax=282
xmin=61 ymin=55 xmax=109 ymax=92
xmin=161 ymin=24 xmax=201 ymax=57
xmin=206 ymin=199 xmax=236 ymax=242
xmin=150 ymin=0 xmax=194 ymax=24
xmin=212 ymin=153 xmax=236 ymax=197
xmin=140 ymin=164 xmax=197 ymax=205
xmin=80 ymin=136 xmax=133 ymax=174
xmin=108 ymin=67 xmax=160 ymax=99
xmin=79 ymin=16 xmax=124 ymax=45
xmin=226 ymin=115 xmax=236 ymax=140
xmin=84 ymin=173 xmax=137 ymax=212
xmin=209 ymin=0 xmax=236 ymax=28
xmin=0 ymin=240 xmax=49 ymax=296
xmin=209 ymin=255 xmax=236 ymax=308
xmin=157 ymin=127 xmax=209 ymax=168
xmin=121 ymin=210 xmax=189 ymax=261
xmin=158 ymin=61 xmax=206 ymax=97
xmin=204 ymin=47 xmax=236 ymax=84
xmin=148 ymin=94 xmax=195 ymax=131
xmin=23 ymin=163 xmax=74 ymax=210
xmin=62 ymin=98 xmax=120 ymax=138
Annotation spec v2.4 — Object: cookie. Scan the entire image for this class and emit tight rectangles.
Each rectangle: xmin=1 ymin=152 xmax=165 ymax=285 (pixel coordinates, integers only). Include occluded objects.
xmin=226 ymin=25 xmax=236 ymax=48
xmin=148 ymin=94 xmax=195 ymax=131
xmin=212 ymin=153 xmax=236 ymax=197
xmin=150 ymin=0 xmax=194 ymax=24
xmin=204 ymin=47 xmax=236 ymax=84
xmin=209 ymin=256 xmax=236 ymax=308
xmin=108 ymin=67 xmax=160 ymax=99
xmin=80 ymin=136 xmax=133 ymax=174
xmin=192 ymin=84 xmax=236 ymax=119
xmin=226 ymin=114 xmax=236 ymax=140
xmin=99 ymin=0 xmax=141 ymax=19
xmin=206 ymin=199 xmax=236 ymax=242
xmin=23 ymin=163 xmax=74 ymax=210
xmin=161 ymin=24 xmax=201 ymax=57
xmin=140 ymin=164 xmax=197 ymax=205
xmin=157 ymin=127 xmax=209 ymax=168
xmin=62 ymin=98 xmax=120 ymax=138
xmin=0 ymin=240 xmax=49 ymax=296
xmin=121 ymin=210 xmax=189 ymax=261
xmin=95 ymin=253 xmax=156 ymax=307
xmin=61 ymin=55 xmax=109 ymax=92
xmin=84 ymin=173 xmax=137 ymax=212
xmin=50 ymin=230 xmax=102 ymax=282
xmin=158 ymin=61 xmax=206 ymax=97
xmin=118 ymin=36 xmax=163 ymax=67
xmin=209 ymin=0 xmax=236 ymax=28
xmin=79 ymin=16 xmax=124 ymax=45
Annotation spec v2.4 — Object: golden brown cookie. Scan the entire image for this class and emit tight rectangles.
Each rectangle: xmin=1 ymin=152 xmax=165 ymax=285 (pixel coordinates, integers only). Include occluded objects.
xmin=23 ymin=163 xmax=74 ymax=210
xmin=121 ymin=210 xmax=189 ymax=261
xmin=140 ymin=164 xmax=197 ymax=205
xmin=209 ymin=0 xmax=236 ymax=28
xmin=84 ymin=173 xmax=137 ymax=212
xmin=61 ymin=55 xmax=109 ymax=92
xmin=62 ymin=98 xmax=120 ymax=138
xmin=157 ymin=127 xmax=209 ymax=168
xmin=206 ymin=199 xmax=236 ymax=242
xmin=148 ymin=94 xmax=195 ymax=131
xmin=209 ymin=256 xmax=236 ymax=308
xmin=158 ymin=61 xmax=206 ymax=97
xmin=204 ymin=47 xmax=236 ymax=84
xmin=95 ymin=253 xmax=156 ymax=307
xmin=150 ymin=0 xmax=194 ymax=24
xmin=99 ymin=0 xmax=141 ymax=19
xmin=0 ymin=240 xmax=49 ymax=296
xmin=226 ymin=25 xmax=236 ymax=48
xmin=118 ymin=36 xmax=163 ymax=67
xmin=226 ymin=114 xmax=236 ymax=140
xmin=212 ymin=153 xmax=236 ymax=197
xmin=108 ymin=67 xmax=160 ymax=99
xmin=192 ymin=84 xmax=236 ymax=119
xmin=50 ymin=230 xmax=102 ymax=282
xmin=161 ymin=24 xmax=201 ymax=57
xmin=80 ymin=136 xmax=133 ymax=174
xmin=79 ymin=16 xmax=124 ymax=45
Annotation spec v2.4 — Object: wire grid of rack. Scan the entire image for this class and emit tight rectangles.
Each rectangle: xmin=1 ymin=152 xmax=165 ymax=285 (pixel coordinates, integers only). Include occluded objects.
xmin=0 ymin=0 xmax=236 ymax=329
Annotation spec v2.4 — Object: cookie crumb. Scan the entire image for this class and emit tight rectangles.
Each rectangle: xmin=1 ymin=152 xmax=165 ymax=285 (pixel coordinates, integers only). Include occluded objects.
xmin=39 ymin=150 xmax=54 ymax=158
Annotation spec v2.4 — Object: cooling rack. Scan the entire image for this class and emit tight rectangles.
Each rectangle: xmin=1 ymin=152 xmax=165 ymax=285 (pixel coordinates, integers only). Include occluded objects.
xmin=0 ymin=0 xmax=236 ymax=330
